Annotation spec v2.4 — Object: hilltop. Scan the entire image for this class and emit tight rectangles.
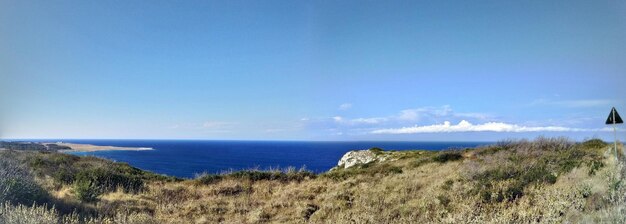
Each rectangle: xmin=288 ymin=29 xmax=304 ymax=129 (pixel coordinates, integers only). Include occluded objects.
xmin=0 ymin=137 xmax=624 ymax=223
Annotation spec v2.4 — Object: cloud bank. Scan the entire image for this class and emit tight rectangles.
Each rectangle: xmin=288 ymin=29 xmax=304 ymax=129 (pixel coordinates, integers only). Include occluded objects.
xmin=330 ymin=106 xmax=492 ymax=127
xmin=371 ymin=120 xmax=608 ymax=134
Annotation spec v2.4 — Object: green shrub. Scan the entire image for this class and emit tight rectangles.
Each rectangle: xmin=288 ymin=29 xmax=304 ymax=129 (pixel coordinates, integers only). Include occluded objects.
xmin=25 ymin=151 xmax=178 ymax=188
xmin=196 ymin=173 xmax=223 ymax=185
xmin=521 ymin=165 xmax=557 ymax=185
xmin=504 ymin=182 xmax=525 ymax=201
xmin=480 ymin=190 xmax=493 ymax=202
xmin=369 ymin=147 xmax=384 ymax=155
xmin=580 ymin=139 xmax=608 ymax=149
xmin=228 ymin=170 xmax=282 ymax=181
xmin=285 ymin=169 xmax=317 ymax=182
xmin=433 ymin=151 xmax=463 ymax=163
xmin=479 ymin=188 xmax=507 ymax=203
xmin=359 ymin=161 xmax=374 ymax=169
xmin=470 ymin=137 xmax=610 ymax=203
xmin=477 ymin=146 xmax=506 ymax=156
xmin=50 ymin=153 xmax=76 ymax=165
xmin=475 ymin=168 xmax=518 ymax=182
xmin=412 ymin=157 xmax=433 ymax=168
xmin=542 ymin=146 xmax=589 ymax=174
xmin=301 ymin=203 xmax=319 ymax=221
xmin=588 ymin=160 xmax=604 ymax=175
xmin=322 ymin=163 xmax=402 ymax=180
xmin=74 ymin=177 xmax=100 ymax=202
xmin=53 ymin=168 xmax=75 ymax=184
xmin=436 ymin=195 xmax=451 ymax=207
xmin=225 ymin=169 xmax=315 ymax=182
xmin=472 ymin=165 xmax=556 ymax=203
xmin=46 ymin=144 xmax=72 ymax=151
xmin=441 ymin=179 xmax=454 ymax=191
xmin=214 ymin=185 xmax=249 ymax=196
xmin=28 ymin=157 xmax=45 ymax=168
xmin=387 ymin=166 xmax=403 ymax=174
xmin=321 ymin=169 xmax=358 ymax=181
xmin=73 ymin=168 xmax=145 ymax=202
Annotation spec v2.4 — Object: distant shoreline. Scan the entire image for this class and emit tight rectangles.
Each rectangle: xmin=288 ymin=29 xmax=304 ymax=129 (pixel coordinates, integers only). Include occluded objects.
xmin=44 ymin=142 xmax=153 ymax=152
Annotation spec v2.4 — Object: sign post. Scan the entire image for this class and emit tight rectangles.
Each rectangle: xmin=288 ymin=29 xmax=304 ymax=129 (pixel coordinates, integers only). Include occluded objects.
xmin=606 ymin=107 xmax=623 ymax=161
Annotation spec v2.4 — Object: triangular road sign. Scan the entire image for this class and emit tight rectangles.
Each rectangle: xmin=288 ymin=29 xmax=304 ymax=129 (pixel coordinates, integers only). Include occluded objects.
xmin=606 ymin=107 xmax=623 ymax=124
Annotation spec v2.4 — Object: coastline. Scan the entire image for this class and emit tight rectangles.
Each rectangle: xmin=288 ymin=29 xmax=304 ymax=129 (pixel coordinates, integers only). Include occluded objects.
xmin=45 ymin=142 xmax=153 ymax=152
xmin=0 ymin=138 xmax=620 ymax=223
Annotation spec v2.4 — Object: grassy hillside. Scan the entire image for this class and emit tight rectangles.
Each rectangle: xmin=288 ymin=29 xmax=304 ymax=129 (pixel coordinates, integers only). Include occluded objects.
xmin=1 ymin=137 xmax=624 ymax=223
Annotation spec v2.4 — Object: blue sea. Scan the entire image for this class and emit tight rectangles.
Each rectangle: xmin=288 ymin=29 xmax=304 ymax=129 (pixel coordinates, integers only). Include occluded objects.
xmin=40 ymin=140 xmax=493 ymax=178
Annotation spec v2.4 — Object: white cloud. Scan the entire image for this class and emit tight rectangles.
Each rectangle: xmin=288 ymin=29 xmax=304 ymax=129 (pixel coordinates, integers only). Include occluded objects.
xmin=351 ymin=117 xmax=388 ymax=124
xmin=339 ymin=103 xmax=353 ymax=110
xmin=371 ymin=120 xmax=608 ymax=134
xmin=330 ymin=106 xmax=490 ymax=127
xmin=332 ymin=116 xmax=388 ymax=125
xmin=395 ymin=105 xmax=492 ymax=122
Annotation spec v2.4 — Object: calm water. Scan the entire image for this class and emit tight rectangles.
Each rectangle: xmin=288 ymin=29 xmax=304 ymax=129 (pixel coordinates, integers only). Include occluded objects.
xmin=45 ymin=140 xmax=492 ymax=178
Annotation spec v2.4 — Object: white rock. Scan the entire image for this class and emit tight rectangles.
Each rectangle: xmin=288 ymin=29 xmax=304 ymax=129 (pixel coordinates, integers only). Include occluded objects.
xmin=337 ymin=150 xmax=377 ymax=168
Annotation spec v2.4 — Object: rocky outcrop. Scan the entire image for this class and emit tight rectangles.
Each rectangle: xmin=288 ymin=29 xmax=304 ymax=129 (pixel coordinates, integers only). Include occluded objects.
xmin=337 ymin=150 xmax=378 ymax=168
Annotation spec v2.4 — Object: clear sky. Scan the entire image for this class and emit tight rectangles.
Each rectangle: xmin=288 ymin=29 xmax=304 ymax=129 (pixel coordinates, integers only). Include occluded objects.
xmin=1 ymin=0 xmax=625 ymax=141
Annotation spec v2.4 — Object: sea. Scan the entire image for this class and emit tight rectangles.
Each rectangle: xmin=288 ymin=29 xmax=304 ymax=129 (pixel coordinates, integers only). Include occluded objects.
xmin=35 ymin=140 xmax=493 ymax=178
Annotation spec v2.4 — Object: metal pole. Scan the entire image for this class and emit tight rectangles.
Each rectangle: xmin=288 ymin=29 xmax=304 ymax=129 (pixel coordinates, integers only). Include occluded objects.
xmin=614 ymin=110 xmax=618 ymax=161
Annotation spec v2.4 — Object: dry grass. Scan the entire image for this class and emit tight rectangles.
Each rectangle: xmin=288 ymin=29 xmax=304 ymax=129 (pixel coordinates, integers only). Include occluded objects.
xmin=1 ymin=137 xmax=624 ymax=223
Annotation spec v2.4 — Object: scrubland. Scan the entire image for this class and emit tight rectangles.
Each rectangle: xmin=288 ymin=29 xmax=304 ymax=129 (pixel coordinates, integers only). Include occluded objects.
xmin=0 ymin=137 xmax=624 ymax=223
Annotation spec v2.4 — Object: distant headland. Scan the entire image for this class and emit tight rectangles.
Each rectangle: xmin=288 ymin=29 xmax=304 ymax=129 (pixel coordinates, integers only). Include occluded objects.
xmin=43 ymin=142 xmax=153 ymax=152
xmin=0 ymin=141 xmax=152 ymax=152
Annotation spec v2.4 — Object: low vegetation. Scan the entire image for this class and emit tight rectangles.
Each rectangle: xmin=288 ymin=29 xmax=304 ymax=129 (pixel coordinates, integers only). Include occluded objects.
xmin=0 ymin=152 xmax=49 ymax=205
xmin=0 ymin=141 xmax=48 ymax=151
xmin=1 ymin=138 xmax=624 ymax=223
xmin=321 ymin=162 xmax=403 ymax=180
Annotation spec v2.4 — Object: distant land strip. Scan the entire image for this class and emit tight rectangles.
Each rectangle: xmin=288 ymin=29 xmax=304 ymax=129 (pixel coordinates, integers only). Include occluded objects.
xmin=44 ymin=142 xmax=153 ymax=152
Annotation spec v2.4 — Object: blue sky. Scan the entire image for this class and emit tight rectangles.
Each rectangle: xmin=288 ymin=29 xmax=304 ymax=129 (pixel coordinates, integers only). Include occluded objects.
xmin=1 ymin=0 xmax=625 ymax=141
